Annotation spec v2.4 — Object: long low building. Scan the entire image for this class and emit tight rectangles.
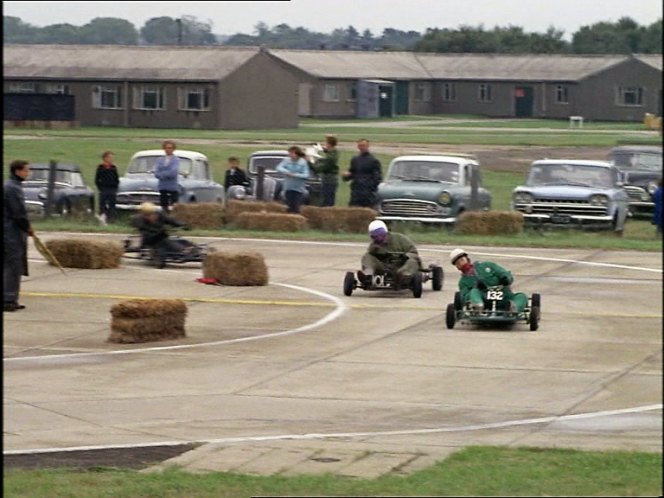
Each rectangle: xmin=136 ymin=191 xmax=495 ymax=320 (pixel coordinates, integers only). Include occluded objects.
xmin=3 ymin=44 xmax=662 ymax=128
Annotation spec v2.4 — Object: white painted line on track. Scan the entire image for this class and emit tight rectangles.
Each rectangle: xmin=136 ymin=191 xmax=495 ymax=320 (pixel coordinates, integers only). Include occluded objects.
xmin=3 ymin=281 xmax=347 ymax=364
xmin=4 ymin=403 xmax=661 ymax=455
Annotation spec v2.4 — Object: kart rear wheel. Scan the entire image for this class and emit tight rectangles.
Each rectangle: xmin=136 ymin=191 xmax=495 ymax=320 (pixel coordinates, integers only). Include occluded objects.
xmin=531 ymin=293 xmax=541 ymax=309
xmin=411 ymin=271 xmax=423 ymax=298
xmin=343 ymin=271 xmax=355 ymax=296
xmin=431 ymin=265 xmax=443 ymax=291
xmin=445 ymin=303 xmax=456 ymax=329
xmin=454 ymin=291 xmax=463 ymax=311
xmin=529 ymin=305 xmax=540 ymax=331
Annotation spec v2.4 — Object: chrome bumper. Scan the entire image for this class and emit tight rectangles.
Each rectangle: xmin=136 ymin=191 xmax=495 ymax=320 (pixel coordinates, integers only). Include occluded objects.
xmin=376 ymin=215 xmax=456 ymax=224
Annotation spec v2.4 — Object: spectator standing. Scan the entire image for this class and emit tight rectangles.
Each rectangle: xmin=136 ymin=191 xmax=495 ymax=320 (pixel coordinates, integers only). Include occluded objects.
xmin=4 ymin=160 xmax=34 ymax=312
xmin=316 ymin=135 xmax=340 ymax=206
xmin=275 ymin=146 xmax=310 ymax=214
xmin=653 ymin=177 xmax=663 ymax=236
xmin=94 ymin=150 xmax=120 ymax=224
xmin=224 ymin=156 xmax=249 ymax=191
xmin=342 ymin=138 xmax=382 ymax=208
xmin=154 ymin=140 xmax=180 ymax=213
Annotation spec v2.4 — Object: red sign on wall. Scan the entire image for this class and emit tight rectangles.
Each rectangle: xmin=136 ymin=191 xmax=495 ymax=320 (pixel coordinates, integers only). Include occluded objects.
xmin=515 ymin=89 xmax=525 ymax=98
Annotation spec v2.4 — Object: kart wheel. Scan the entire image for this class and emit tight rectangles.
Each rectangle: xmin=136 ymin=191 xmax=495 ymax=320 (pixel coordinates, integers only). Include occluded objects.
xmin=343 ymin=271 xmax=355 ymax=296
xmin=454 ymin=291 xmax=463 ymax=311
xmin=411 ymin=271 xmax=423 ymax=298
xmin=445 ymin=303 xmax=456 ymax=329
xmin=431 ymin=265 xmax=443 ymax=291
xmin=531 ymin=293 xmax=541 ymax=309
xmin=529 ymin=305 xmax=540 ymax=331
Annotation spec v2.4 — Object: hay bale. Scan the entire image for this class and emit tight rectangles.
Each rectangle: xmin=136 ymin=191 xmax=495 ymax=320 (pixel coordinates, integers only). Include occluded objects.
xmin=171 ymin=203 xmax=224 ymax=229
xmin=300 ymin=206 xmax=378 ymax=233
xmin=225 ymin=200 xmax=287 ymax=224
xmin=44 ymin=239 xmax=124 ymax=269
xmin=203 ymin=251 xmax=268 ymax=286
xmin=456 ymin=211 xmax=524 ymax=235
xmin=300 ymin=205 xmax=325 ymax=230
xmin=108 ymin=299 xmax=187 ymax=343
xmin=235 ymin=212 xmax=308 ymax=232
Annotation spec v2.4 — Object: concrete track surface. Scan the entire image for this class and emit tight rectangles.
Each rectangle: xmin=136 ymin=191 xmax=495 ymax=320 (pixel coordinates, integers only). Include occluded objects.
xmin=3 ymin=233 xmax=662 ymax=477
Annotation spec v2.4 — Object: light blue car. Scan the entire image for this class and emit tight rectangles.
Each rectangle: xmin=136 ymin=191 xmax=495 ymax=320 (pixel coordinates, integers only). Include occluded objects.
xmin=511 ymin=160 xmax=629 ymax=233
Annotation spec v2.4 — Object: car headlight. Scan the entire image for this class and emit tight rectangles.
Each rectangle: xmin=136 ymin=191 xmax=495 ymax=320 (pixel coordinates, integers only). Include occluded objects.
xmin=37 ymin=188 xmax=47 ymax=200
xmin=437 ymin=191 xmax=452 ymax=206
xmin=647 ymin=181 xmax=658 ymax=195
xmin=589 ymin=194 xmax=609 ymax=205
xmin=513 ymin=192 xmax=533 ymax=204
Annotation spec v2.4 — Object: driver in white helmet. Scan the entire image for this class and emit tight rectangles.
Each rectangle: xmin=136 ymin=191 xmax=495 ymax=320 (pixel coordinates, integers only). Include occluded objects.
xmin=359 ymin=220 xmax=421 ymax=289
xmin=449 ymin=248 xmax=527 ymax=313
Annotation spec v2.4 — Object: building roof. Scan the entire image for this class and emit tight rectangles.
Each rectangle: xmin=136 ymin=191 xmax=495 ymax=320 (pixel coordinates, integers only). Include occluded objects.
xmin=634 ymin=54 xmax=663 ymax=71
xmin=3 ymin=44 xmax=262 ymax=81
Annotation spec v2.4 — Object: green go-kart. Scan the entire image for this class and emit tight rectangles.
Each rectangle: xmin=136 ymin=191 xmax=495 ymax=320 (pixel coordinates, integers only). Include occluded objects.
xmin=445 ymin=285 xmax=541 ymax=331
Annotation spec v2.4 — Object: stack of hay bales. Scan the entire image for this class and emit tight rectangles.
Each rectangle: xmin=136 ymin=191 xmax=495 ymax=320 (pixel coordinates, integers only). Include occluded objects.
xmin=235 ymin=212 xmax=308 ymax=232
xmin=225 ymin=200 xmax=286 ymax=225
xmin=301 ymin=206 xmax=378 ymax=233
xmin=108 ymin=299 xmax=187 ymax=343
xmin=203 ymin=251 xmax=268 ymax=286
xmin=44 ymin=239 xmax=124 ymax=269
xmin=171 ymin=203 xmax=224 ymax=229
xmin=456 ymin=211 xmax=524 ymax=235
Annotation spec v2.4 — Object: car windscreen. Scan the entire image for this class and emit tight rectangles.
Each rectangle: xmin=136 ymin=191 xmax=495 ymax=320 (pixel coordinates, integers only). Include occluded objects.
xmin=126 ymin=155 xmax=193 ymax=176
xmin=25 ymin=169 xmax=72 ymax=184
xmin=249 ymin=156 xmax=287 ymax=174
xmin=527 ymin=164 xmax=616 ymax=188
xmin=387 ymin=161 xmax=460 ymax=183
xmin=609 ymin=152 xmax=662 ymax=171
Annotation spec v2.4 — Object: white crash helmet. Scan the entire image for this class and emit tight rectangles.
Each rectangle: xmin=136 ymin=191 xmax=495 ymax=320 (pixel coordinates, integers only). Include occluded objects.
xmin=449 ymin=248 xmax=468 ymax=265
xmin=368 ymin=219 xmax=388 ymax=234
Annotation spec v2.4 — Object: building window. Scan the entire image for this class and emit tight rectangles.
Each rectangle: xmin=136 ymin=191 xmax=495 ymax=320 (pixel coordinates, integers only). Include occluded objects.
xmin=442 ymin=82 xmax=456 ymax=102
xmin=478 ymin=83 xmax=492 ymax=103
xmin=323 ymin=83 xmax=340 ymax=102
xmin=45 ymin=83 xmax=69 ymax=94
xmin=9 ymin=82 xmax=36 ymax=93
xmin=616 ymin=86 xmax=644 ymax=106
xmin=414 ymin=82 xmax=431 ymax=102
xmin=178 ymin=86 xmax=211 ymax=111
xmin=92 ymin=85 xmax=123 ymax=109
xmin=133 ymin=85 xmax=166 ymax=110
xmin=348 ymin=82 xmax=357 ymax=102
xmin=555 ymin=85 xmax=569 ymax=104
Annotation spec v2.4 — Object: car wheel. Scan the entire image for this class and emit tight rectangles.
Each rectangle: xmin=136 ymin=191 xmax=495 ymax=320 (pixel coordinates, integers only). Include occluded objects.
xmin=431 ymin=265 xmax=443 ymax=291
xmin=531 ymin=293 xmax=541 ymax=309
xmin=411 ymin=271 xmax=423 ymax=298
xmin=454 ymin=291 xmax=463 ymax=311
xmin=529 ymin=306 xmax=540 ymax=331
xmin=343 ymin=271 xmax=355 ymax=296
xmin=445 ymin=303 xmax=456 ymax=329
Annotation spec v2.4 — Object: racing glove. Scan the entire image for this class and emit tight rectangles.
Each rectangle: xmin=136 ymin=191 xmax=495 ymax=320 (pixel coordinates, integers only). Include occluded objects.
xmin=499 ymin=275 xmax=511 ymax=286
xmin=475 ymin=279 xmax=487 ymax=291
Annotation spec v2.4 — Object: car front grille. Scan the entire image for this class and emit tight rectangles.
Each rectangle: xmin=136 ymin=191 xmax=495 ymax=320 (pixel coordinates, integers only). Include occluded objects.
xmin=624 ymin=185 xmax=650 ymax=202
xmin=380 ymin=199 xmax=441 ymax=216
xmin=118 ymin=192 xmax=160 ymax=204
xmin=515 ymin=199 xmax=608 ymax=216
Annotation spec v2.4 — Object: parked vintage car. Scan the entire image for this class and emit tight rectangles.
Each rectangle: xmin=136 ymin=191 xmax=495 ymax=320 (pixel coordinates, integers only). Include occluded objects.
xmin=23 ymin=162 xmax=95 ymax=218
xmin=375 ymin=154 xmax=491 ymax=224
xmin=511 ymin=159 xmax=629 ymax=233
xmin=115 ymin=150 xmax=225 ymax=211
xmin=607 ymin=145 xmax=662 ymax=217
xmin=226 ymin=149 xmax=323 ymax=205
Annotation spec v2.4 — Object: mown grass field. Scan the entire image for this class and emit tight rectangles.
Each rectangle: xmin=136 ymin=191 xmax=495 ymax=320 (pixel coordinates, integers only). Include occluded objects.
xmin=3 ymin=117 xmax=662 ymax=496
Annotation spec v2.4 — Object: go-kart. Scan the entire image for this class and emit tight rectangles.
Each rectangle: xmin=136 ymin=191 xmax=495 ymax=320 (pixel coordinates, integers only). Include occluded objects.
xmin=343 ymin=253 xmax=443 ymax=298
xmin=122 ymin=230 xmax=210 ymax=269
xmin=445 ymin=285 xmax=540 ymax=331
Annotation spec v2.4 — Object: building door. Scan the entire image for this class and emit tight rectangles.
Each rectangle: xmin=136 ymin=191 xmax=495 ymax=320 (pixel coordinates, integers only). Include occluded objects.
xmin=395 ymin=81 xmax=409 ymax=115
xmin=378 ymin=84 xmax=394 ymax=117
xmin=514 ymin=86 xmax=534 ymax=117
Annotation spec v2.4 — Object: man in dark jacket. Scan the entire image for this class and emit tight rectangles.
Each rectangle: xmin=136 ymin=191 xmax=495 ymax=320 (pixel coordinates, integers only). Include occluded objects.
xmin=223 ymin=156 xmax=249 ymax=191
xmin=94 ymin=150 xmax=120 ymax=224
xmin=131 ymin=202 xmax=189 ymax=268
xmin=342 ymin=138 xmax=382 ymax=208
xmin=4 ymin=160 xmax=34 ymax=312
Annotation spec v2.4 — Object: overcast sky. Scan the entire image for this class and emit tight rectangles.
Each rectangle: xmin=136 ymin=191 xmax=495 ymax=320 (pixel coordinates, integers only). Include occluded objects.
xmin=4 ymin=0 xmax=663 ymax=39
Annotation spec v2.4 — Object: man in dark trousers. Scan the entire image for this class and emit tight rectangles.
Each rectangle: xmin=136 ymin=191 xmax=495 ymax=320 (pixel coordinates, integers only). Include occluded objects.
xmin=94 ymin=150 xmax=120 ymax=224
xmin=4 ymin=160 xmax=34 ymax=312
xmin=342 ymin=138 xmax=382 ymax=207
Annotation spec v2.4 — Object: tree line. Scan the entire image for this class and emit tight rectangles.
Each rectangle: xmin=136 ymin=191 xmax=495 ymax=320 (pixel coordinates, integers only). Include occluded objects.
xmin=3 ymin=15 xmax=662 ymax=53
